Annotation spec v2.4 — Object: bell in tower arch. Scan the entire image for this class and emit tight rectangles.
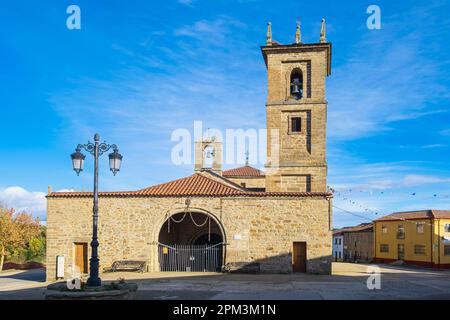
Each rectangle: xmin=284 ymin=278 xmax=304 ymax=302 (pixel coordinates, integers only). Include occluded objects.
xmin=290 ymin=70 xmax=303 ymax=100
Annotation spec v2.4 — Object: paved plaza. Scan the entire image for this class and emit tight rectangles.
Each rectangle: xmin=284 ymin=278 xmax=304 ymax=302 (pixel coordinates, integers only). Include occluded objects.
xmin=1 ymin=263 xmax=450 ymax=300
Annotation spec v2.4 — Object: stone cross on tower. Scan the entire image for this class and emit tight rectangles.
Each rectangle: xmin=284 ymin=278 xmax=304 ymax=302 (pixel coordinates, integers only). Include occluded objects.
xmin=266 ymin=22 xmax=272 ymax=46
xmin=320 ymin=18 xmax=326 ymax=43
xmin=295 ymin=21 xmax=301 ymax=44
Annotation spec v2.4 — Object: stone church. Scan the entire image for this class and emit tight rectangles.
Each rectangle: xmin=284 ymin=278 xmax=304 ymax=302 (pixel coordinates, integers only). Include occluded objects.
xmin=46 ymin=21 xmax=333 ymax=280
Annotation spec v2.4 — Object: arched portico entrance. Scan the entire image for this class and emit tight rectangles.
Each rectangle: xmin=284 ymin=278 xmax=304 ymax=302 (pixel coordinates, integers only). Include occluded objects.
xmin=157 ymin=211 xmax=225 ymax=272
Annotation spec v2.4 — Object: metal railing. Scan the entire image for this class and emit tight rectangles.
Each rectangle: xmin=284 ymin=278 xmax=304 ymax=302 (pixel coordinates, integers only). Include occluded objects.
xmin=158 ymin=243 xmax=223 ymax=272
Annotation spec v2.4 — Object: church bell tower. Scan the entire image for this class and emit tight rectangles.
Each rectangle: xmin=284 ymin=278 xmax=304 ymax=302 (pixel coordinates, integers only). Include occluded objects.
xmin=262 ymin=20 xmax=332 ymax=192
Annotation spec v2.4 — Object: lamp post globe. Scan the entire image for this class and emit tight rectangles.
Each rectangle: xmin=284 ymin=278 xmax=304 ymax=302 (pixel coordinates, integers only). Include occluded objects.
xmin=109 ymin=148 xmax=123 ymax=176
xmin=71 ymin=148 xmax=86 ymax=176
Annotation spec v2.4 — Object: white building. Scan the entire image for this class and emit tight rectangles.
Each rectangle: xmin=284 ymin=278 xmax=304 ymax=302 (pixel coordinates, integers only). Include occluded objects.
xmin=332 ymin=233 xmax=344 ymax=261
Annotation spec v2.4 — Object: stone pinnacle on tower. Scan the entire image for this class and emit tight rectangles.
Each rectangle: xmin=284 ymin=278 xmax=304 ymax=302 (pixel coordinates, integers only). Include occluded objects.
xmin=320 ymin=18 xmax=326 ymax=43
xmin=266 ymin=22 xmax=272 ymax=46
xmin=295 ymin=21 xmax=301 ymax=44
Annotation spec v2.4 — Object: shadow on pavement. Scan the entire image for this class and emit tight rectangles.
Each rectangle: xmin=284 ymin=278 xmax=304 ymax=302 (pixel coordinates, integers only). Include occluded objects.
xmin=0 ymin=268 xmax=46 ymax=282
xmin=1 ymin=263 xmax=450 ymax=300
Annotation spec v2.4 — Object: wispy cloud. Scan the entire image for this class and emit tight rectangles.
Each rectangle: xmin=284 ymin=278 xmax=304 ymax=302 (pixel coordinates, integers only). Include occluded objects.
xmin=175 ymin=16 xmax=247 ymax=44
xmin=330 ymin=160 xmax=450 ymax=191
xmin=331 ymin=167 xmax=450 ymax=227
xmin=178 ymin=0 xmax=195 ymax=6
xmin=402 ymin=174 xmax=450 ymax=187
xmin=49 ymin=16 xmax=265 ymax=190
xmin=328 ymin=4 xmax=450 ymax=141
xmin=420 ymin=144 xmax=446 ymax=149
xmin=327 ymin=2 xmax=450 ymax=226
xmin=0 ymin=186 xmax=46 ymax=220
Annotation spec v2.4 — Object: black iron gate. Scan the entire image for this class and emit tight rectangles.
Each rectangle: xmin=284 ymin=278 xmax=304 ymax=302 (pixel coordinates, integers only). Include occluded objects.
xmin=158 ymin=243 xmax=223 ymax=272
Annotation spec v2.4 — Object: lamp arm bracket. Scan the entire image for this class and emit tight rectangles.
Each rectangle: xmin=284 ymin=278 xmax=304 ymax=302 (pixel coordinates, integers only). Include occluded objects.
xmin=78 ymin=142 xmax=117 ymax=157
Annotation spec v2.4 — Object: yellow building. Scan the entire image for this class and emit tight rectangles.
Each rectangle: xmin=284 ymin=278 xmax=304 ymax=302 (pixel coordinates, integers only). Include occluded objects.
xmin=374 ymin=210 xmax=450 ymax=268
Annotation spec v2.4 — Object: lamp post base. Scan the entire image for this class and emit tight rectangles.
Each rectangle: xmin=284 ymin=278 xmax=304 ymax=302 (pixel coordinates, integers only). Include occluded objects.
xmin=86 ymin=277 xmax=102 ymax=287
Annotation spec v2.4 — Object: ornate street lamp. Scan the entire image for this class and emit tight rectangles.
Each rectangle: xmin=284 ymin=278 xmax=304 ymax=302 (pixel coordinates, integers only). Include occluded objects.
xmin=108 ymin=148 xmax=123 ymax=176
xmin=70 ymin=147 xmax=86 ymax=176
xmin=70 ymin=133 xmax=122 ymax=287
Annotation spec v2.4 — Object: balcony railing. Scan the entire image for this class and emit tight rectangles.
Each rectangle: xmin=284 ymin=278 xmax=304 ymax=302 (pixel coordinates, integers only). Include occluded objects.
xmin=397 ymin=232 xmax=405 ymax=239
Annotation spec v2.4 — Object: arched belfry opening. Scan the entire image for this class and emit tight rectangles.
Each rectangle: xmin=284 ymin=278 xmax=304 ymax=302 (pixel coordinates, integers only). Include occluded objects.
xmin=290 ymin=68 xmax=303 ymax=100
xmin=194 ymin=138 xmax=222 ymax=174
xmin=158 ymin=209 xmax=225 ymax=272
xmin=203 ymin=145 xmax=215 ymax=169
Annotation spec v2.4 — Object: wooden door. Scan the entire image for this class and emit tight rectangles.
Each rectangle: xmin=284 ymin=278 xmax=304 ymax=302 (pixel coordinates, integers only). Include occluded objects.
xmin=397 ymin=244 xmax=405 ymax=261
xmin=293 ymin=242 xmax=307 ymax=272
xmin=74 ymin=243 xmax=88 ymax=274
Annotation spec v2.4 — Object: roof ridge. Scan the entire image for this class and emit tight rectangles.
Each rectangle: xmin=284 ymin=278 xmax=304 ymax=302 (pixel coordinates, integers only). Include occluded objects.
xmin=134 ymin=172 xmax=246 ymax=196
xmin=223 ymin=164 xmax=263 ymax=170
xmin=375 ymin=209 xmax=450 ymax=222
xmin=222 ymin=165 xmax=265 ymax=177
xmin=48 ymin=173 xmax=333 ymax=198
xmin=193 ymin=172 xmax=247 ymax=193
xmin=391 ymin=209 xmax=431 ymax=214
xmin=137 ymin=174 xmax=197 ymax=192
xmin=198 ymin=170 xmax=248 ymax=191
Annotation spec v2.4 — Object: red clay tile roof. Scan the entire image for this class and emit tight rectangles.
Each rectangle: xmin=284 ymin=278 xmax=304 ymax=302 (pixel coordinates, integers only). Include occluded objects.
xmin=374 ymin=210 xmax=450 ymax=222
xmin=48 ymin=173 xmax=331 ymax=198
xmin=134 ymin=174 xmax=243 ymax=197
xmin=333 ymin=223 xmax=373 ymax=235
xmin=222 ymin=165 xmax=265 ymax=177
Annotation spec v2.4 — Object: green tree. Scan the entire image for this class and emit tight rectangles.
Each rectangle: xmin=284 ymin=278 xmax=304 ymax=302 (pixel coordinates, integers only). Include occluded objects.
xmin=0 ymin=205 xmax=40 ymax=271
xmin=27 ymin=237 xmax=45 ymax=260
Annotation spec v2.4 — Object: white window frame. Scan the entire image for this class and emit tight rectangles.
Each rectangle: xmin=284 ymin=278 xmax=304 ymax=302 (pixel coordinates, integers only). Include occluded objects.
xmin=416 ymin=222 xmax=425 ymax=234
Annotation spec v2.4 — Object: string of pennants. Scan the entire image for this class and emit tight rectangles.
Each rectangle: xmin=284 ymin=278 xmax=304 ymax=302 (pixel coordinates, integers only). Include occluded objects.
xmin=328 ymin=185 xmax=450 ymax=218
xmin=328 ymin=187 xmax=450 ymax=199
xmin=330 ymin=187 xmax=450 ymax=229
xmin=333 ymin=204 xmax=441 ymax=229
xmin=331 ymin=191 xmax=450 ymax=217
xmin=332 ymin=192 xmax=380 ymax=215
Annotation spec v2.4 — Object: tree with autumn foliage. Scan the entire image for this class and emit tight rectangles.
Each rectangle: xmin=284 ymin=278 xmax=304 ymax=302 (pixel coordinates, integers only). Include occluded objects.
xmin=0 ymin=205 xmax=41 ymax=271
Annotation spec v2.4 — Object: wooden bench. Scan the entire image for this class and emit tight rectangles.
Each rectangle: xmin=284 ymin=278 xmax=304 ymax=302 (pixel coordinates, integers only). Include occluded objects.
xmin=110 ymin=260 xmax=146 ymax=273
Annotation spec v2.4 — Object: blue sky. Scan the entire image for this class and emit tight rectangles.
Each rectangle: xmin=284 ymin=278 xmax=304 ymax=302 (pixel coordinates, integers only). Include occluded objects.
xmin=0 ymin=0 xmax=449 ymax=226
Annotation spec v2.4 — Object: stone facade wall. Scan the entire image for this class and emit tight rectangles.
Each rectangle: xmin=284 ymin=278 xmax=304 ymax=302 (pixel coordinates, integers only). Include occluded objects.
xmin=343 ymin=231 xmax=374 ymax=262
xmin=225 ymin=177 xmax=266 ymax=189
xmin=46 ymin=195 xmax=332 ymax=280
xmin=265 ymin=166 xmax=327 ymax=193
xmin=265 ymin=46 xmax=329 ymax=193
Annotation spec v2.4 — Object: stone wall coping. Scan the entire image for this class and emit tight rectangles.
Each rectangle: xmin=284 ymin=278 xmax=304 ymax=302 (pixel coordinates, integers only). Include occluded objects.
xmin=47 ymin=192 xmax=332 ymax=199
